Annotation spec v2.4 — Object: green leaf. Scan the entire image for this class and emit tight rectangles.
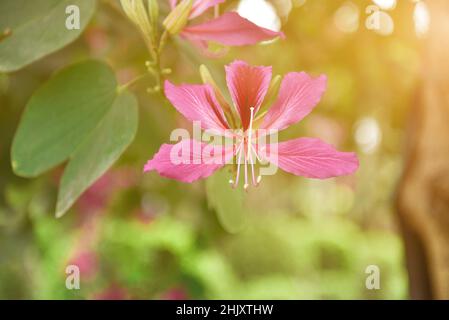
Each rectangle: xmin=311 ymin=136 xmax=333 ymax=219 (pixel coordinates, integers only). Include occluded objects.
xmin=0 ymin=0 xmax=96 ymax=72
xmin=11 ymin=60 xmax=117 ymax=177
xmin=206 ymin=169 xmax=247 ymax=233
xmin=56 ymin=92 xmax=138 ymax=218
xmin=0 ymin=73 xmax=8 ymax=94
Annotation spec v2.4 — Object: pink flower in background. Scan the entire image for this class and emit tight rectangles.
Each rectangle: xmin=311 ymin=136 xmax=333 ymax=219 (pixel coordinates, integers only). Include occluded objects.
xmin=161 ymin=287 xmax=190 ymax=300
xmin=165 ymin=0 xmax=285 ymax=55
xmin=77 ymin=169 xmax=136 ymax=218
xmin=144 ymin=60 xmax=359 ymax=188
xmin=68 ymin=250 xmax=99 ymax=281
xmin=93 ymin=285 xmax=129 ymax=300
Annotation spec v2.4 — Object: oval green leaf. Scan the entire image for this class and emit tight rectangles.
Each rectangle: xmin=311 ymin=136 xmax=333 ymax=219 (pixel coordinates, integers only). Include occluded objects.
xmin=56 ymin=92 xmax=138 ymax=218
xmin=11 ymin=60 xmax=117 ymax=177
xmin=206 ymin=168 xmax=247 ymax=233
xmin=0 ymin=0 xmax=96 ymax=72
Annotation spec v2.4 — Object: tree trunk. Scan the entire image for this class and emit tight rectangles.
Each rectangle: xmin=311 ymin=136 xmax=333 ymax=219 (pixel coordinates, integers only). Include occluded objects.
xmin=397 ymin=0 xmax=449 ymax=299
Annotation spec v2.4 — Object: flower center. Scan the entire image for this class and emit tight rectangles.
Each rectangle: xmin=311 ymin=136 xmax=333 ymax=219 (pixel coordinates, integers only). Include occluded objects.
xmin=229 ymin=107 xmax=263 ymax=190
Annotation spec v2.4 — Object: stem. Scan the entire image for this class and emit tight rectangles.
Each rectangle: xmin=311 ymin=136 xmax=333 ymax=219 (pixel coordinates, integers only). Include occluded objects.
xmin=159 ymin=30 xmax=169 ymax=54
xmin=118 ymin=74 xmax=149 ymax=93
xmin=106 ymin=0 xmax=170 ymax=95
xmin=153 ymin=46 xmax=162 ymax=90
xmin=149 ymin=30 xmax=170 ymax=94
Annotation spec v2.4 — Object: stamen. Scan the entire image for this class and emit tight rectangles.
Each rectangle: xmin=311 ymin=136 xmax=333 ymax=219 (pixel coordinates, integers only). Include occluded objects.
xmin=230 ymin=140 xmax=244 ymax=188
xmin=248 ymin=145 xmax=257 ymax=186
xmin=247 ymin=107 xmax=255 ymax=153
xmin=251 ymin=143 xmax=263 ymax=163
xmin=250 ymin=143 xmax=263 ymax=186
xmin=230 ymin=108 xmax=265 ymax=189
xmin=243 ymin=149 xmax=249 ymax=190
xmin=247 ymin=107 xmax=258 ymax=187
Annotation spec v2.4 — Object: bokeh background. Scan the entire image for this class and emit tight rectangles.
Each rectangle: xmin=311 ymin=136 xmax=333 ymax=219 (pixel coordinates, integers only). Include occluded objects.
xmin=0 ymin=0 xmax=435 ymax=299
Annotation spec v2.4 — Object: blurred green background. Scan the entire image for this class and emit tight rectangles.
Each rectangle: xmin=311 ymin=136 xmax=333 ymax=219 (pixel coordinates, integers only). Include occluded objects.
xmin=0 ymin=0 xmax=424 ymax=299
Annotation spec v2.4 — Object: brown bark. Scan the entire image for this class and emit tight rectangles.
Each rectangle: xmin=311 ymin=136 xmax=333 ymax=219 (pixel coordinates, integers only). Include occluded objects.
xmin=397 ymin=0 xmax=449 ymax=299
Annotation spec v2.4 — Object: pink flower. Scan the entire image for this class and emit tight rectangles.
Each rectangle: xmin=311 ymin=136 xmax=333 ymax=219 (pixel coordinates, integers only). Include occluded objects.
xmin=166 ymin=0 xmax=285 ymax=55
xmin=76 ymin=168 xmax=136 ymax=217
xmin=160 ymin=287 xmax=190 ymax=300
xmin=144 ymin=60 xmax=359 ymax=188
xmin=67 ymin=250 xmax=99 ymax=281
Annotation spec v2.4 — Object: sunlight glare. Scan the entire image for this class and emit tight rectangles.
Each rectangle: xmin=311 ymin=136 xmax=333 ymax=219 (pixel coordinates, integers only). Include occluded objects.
xmin=372 ymin=0 xmax=396 ymax=10
xmin=237 ymin=0 xmax=281 ymax=33
xmin=413 ymin=1 xmax=430 ymax=38
xmin=355 ymin=117 xmax=382 ymax=154
xmin=334 ymin=2 xmax=359 ymax=34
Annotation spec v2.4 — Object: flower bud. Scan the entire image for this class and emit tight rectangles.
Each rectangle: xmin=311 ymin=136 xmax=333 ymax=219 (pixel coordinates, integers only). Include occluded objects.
xmin=259 ymin=74 xmax=282 ymax=111
xmin=148 ymin=0 xmax=159 ymax=35
xmin=265 ymin=75 xmax=282 ymax=103
xmin=163 ymin=0 xmax=193 ymax=35
xmin=200 ymin=64 xmax=236 ymax=127
xmin=254 ymin=74 xmax=282 ymax=127
xmin=120 ymin=0 xmax=153 ymax=41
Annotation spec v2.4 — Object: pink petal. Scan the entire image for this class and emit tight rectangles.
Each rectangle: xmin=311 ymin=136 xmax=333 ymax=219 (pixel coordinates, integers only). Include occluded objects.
xmin=165 ymin=80 xmax=229 ymax=131
xmin=189 ymin=0 xmax=225 ymax=19
xmin=263 ymin=138 xmax=359 ymax=179
xmin=225 ymin=60 xmax=272 ymax=130
xmin=260 ymin=72 xmax=327 ymax=132
xmin=182 ymin=12 xmax=285 ymax=46
xmin=144 ymin=140 xmax=233 ymax=183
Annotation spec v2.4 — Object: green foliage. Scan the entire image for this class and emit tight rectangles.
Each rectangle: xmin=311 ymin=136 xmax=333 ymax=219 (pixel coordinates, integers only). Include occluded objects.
xmin=23 ymin=212 xmax=406 ymax=299
xmin=12 ymin=60 xmax=117 ymax=178
xmin=11 ymin=60 xmax=138 ymax=217
xmin=221 ymin=216 xmax=407 ymax=299
xmin=56 ymin=92 xmax=138 ymax=217
xmin=0 ymin=0 xmax=96 ymax=72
